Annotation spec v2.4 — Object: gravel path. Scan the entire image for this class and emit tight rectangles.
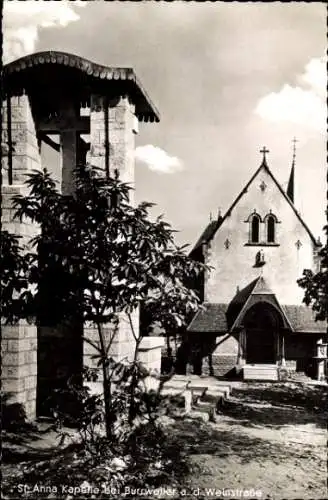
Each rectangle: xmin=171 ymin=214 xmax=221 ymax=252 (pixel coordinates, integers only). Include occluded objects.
xmin=168 ymin=382 xmax=327 ymax=499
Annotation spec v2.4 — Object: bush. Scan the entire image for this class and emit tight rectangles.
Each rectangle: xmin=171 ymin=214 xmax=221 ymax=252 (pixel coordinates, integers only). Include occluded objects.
xmin=2 ymin=393 xmax=31 ymax=431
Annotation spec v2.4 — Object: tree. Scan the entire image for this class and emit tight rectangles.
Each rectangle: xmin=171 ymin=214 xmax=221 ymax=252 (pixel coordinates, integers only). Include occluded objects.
xmin=8 ymin=164 xmax=206 ymax=438
xmin=298 ymin=225 xmax=328 ymax=323
xmin=0 ymin=231 xmax=31 ymax=324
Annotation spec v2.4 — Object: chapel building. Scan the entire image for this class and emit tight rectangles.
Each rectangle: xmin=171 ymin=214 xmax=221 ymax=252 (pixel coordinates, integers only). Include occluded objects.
xmin=185 ymin=148 xmax=327 ymax=381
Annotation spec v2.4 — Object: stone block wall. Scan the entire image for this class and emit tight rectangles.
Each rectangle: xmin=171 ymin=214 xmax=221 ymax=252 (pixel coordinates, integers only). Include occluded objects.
xmin=138 ymin=337 xmax=165 ymax=390
xmin=138 ymin=337 xmax=165 ymax=374
xmin=84 ymin=310 xmax=139 ymax=378
xmin=1 ymin=94 xmax=41 ymax=420
xmin=89 ymin=94 xmax=137 ymax=202
xmin=2 ymin=324 xmax=38 ymax=419
xmin=208 ymin=334 xmax=239 ymax=377
xmin=2 ymin=95 xmax=41 ymax=184
xmin=207 ymin=355 xmax=238 ymax=377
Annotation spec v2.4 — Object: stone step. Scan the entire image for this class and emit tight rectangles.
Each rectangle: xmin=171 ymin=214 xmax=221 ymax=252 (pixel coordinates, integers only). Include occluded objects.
xmin=191 ymin=403 xmax=218 ymax=422
xmin=162 ymin=383 xmax=208 ymax=397
xmin=202 ymin=390 xmax=227 ymax=403
xmin=161 ymin=388 xmax=184 ymax=397
xmin=169 ymin=376 xmax=232 ymax=394
xmin=194 ymin=398 xmax=212 ymax=407
xmin=243 ymin=365 xmax=278 ymax=381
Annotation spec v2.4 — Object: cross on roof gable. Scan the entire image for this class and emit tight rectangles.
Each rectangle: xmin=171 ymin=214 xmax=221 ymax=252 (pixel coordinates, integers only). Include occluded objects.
xmin=191 ymin=159 xmax=320 ymax=254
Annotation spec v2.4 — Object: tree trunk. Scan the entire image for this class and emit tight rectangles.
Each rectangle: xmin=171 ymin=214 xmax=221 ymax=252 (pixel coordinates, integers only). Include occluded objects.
xmin=128 ymin=335 xmax=142 ymax=426
xmin=97 ymin=322 xmax=112 ymax=439
xmin=166 ymin=334 xmax=172 ymax=358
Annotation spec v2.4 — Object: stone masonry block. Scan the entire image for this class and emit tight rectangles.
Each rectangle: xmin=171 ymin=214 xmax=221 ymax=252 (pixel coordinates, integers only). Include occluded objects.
xmin=26 ymin=338 xmax=37 ymax=350
xmin=17 ymin=365 xmax=33 ymax=378
xmin=1 ymin=340 xmax=9 ymax=352
xmin=24 ymin=326 xmax=37 ymax=339
xmin=2 ymin=377 xmax=26 ymax=393
xmin=24 ymin=351 xmax=37 ymax=364
xmin=11 ymin=154 xmax=28 ymax=170
xmin=84 ymin=341 xmax=100 ymax=356
xmin=3 ymin=105 xmax=27 ymax=123
xmin=1 ymin=221 xmax=23 ymax=234
xmin=7 ymin=339 xmax=31 ymax=352
xmin=1 ymin=365 xmax=18 ymax=378
xmin=1 ymin=208 xmax=17 ymax=223
xmin=12 ymin=171 xmax=29 ymax=184
xmin=84 ymin=356 xmax=98 ymax=370
xmin=29 ymin=364 xmax=38 ymax=376
xmin=25 ymin=389 xmax=36 ymax=402
xmin=2 ymin=351 xmax=26 ymax=366
xmin=24 ymin=376 xmax=37 ymax=390
xmin=25 ymin=400 xmax=36 ymax=419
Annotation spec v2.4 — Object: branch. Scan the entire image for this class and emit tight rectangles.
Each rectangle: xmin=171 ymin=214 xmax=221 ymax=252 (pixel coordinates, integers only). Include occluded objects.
xmin=82 ymin=336 xmax=101 ymax=354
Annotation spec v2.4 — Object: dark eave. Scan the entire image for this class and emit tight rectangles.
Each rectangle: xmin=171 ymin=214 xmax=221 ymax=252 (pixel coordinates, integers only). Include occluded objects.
xmin=3 ymin=51 xmax=160 ymax=123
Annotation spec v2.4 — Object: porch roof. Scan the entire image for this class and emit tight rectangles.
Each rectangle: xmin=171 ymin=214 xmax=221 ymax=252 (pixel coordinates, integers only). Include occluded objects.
xmin=187 ymin=301 xmax=326 ymax=335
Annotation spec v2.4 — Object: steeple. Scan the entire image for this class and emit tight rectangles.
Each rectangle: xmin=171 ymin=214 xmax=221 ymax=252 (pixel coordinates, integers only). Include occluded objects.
xmin=287 ymin=137 xmax=298 ymax=204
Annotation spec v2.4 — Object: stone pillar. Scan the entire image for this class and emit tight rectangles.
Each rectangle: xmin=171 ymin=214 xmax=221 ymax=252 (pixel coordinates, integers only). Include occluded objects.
xmin=2 ymin=95 xmax=41 ymax=183
xmin=89 ymin=94 xmax=137 ymax=202
xmin=1 ymin=324 xmax=38 ymax=419
xmin=1 ymin=94 xmax=41 ymax=420
xmin=137 ymin=337 xmax=165 ymax=390
xmin=83 ymin=93 xmax=139 ymax=373
xmin=315 ymin=339 xmax=327 ymax=381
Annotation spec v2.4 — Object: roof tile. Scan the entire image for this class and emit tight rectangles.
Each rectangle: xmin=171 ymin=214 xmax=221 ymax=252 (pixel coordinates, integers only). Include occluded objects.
xmin=188 ymin=302 xmax=326 ymax=334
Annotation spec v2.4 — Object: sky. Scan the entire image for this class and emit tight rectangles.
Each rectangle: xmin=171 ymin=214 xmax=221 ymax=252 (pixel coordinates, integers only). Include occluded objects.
xmin=3 ymin=1 xmax=327 ymax=248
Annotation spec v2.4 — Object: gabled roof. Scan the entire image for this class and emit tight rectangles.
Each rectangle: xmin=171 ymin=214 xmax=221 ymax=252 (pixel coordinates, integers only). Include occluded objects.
xmin=229 ymin=276 xmax=293 ymax=331
xmin=191 ymin=220 xmax=222 ymax=256
xmin=187 ymin=303 xmax=228 ymax=333
xmin=283 ymin=306 xmax=327 ymax=334
xmin=191 ymin=159 xmax=321 ymax=253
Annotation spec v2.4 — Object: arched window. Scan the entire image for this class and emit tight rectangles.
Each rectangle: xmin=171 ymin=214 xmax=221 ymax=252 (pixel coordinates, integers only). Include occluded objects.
xmin=251 ymin=215 xmax=260 ymax=243
xmin=267 ymin=215 xmax=275 ymax=243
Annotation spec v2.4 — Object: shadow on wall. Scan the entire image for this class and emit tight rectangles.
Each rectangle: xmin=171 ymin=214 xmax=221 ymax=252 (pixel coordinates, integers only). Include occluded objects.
xmin=168 ymin=334 xmax=240 ymax=379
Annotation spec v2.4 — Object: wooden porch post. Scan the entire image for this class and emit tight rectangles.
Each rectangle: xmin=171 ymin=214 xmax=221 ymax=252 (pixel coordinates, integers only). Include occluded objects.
xmin=281 ymin=332 xmax=286 ymax=367
xmin=237 ymin=328 xmax=246 ymax=365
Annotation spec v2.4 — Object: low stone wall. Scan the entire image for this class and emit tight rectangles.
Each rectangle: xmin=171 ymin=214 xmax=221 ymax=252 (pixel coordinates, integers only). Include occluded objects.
xmin=2 ymin=324 xmax=38 ymax=419
xmin=211 ymin=355 xmax=237 ymax=377
xmin=138 ymin=336 xmax=165 ymax=391
xmin=84 ymin=335 xmax=164 ymax=395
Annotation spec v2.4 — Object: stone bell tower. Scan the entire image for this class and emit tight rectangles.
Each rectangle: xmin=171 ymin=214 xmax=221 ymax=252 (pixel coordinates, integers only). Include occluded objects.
xmin=1 ymin=51 xmax=161 ymax=418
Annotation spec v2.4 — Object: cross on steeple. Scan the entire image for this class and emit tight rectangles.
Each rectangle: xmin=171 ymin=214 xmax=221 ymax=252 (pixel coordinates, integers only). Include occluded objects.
xmin=260 ymin=146 xmax=269 ymax=165
xmin=287 ymin=137 xmax=298 ymax=204
xmin=292 ymin=137 xmax=298 ymax=164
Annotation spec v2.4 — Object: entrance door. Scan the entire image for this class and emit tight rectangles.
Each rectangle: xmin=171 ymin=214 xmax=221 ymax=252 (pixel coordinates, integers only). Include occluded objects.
xmin=246 ymin=327 xmax=275 ymax=364
xmin=244 ymin=303 xmax=280 ymax=364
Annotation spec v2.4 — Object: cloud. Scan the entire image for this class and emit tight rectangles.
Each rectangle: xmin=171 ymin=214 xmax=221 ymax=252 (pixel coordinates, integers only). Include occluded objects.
xmin=254 ymin=57 xmax=326 ymax=133
xmin=135 ymin=145 xmax=184 ymax=174
xmin=3 ymin=1 xmax=86 ymax=63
